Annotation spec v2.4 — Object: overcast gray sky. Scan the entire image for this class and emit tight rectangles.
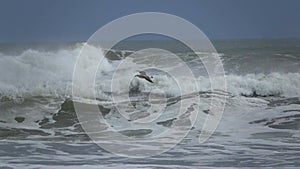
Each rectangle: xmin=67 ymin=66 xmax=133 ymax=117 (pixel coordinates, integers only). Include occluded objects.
xmin=0 ymin=0 xmax=300 ymax=42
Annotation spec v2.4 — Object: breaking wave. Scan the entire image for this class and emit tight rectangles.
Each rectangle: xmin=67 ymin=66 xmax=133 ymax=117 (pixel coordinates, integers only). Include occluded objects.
xmin=0 ymin=45 xmax=299 ymax=102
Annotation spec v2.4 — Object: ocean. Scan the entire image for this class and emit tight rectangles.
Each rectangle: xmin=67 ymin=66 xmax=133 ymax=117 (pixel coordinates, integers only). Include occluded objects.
xmin=0 ymin=39 xmax=300 ymax=168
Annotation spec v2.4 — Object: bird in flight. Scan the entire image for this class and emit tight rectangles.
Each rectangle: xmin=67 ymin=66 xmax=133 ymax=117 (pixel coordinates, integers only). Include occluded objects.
xmin=135 ymin=71 xmax=154 ymax=83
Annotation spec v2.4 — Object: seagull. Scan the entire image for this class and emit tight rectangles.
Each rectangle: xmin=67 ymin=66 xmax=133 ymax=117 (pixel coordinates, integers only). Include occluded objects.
xmin=135 ymin=71 xmax=154 ymax=83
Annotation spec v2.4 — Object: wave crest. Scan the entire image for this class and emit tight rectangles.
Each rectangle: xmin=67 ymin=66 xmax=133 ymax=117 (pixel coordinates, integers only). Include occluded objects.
xmin=0 ymin=45 xmax=299 ymax=101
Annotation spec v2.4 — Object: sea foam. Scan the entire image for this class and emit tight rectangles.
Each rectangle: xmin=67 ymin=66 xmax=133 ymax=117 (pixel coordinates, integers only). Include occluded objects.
xmin=0 ymin=45 xmax=299 ymax=102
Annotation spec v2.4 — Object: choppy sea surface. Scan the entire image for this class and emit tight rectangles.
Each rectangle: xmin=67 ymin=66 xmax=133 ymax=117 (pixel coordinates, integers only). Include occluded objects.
xmin=0 ymin=39 xmax=300 ymax=168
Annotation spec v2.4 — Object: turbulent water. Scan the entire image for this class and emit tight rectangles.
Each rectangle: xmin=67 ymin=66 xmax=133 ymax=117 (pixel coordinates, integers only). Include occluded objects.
xmin=0 ymin=39 xmax=300 ymax=168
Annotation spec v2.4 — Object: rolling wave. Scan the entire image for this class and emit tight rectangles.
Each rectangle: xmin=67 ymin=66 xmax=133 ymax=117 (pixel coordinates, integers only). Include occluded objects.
xmin=0 ymin=45 xmax=299 ymax=102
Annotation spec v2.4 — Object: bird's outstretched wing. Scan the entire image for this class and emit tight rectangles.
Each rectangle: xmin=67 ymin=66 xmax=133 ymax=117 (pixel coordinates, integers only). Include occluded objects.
xmin=143 ymin=76 xmax=154 ymax=83
xmin=135 ymin=72 xmax=154 ymax=83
